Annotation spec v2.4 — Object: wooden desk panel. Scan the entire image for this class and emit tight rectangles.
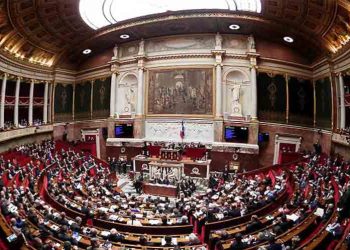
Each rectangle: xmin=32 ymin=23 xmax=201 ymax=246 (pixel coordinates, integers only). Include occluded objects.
xmin=143 ymin=183 xmax=177 ymax=197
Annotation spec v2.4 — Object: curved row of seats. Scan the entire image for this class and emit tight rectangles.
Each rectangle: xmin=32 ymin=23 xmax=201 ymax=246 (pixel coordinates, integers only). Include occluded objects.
xmin=0 ymin=141 xmax=349 ymax=250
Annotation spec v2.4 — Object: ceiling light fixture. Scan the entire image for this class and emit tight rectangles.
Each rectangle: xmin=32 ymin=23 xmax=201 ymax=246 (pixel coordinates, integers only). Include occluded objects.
xmin=283 ymin=36 xmax=294 ymax=43
xmin=83 ymin=49 xmax=92 ymax=54
xmin=120 ymin=34 xmax=130 ymax=39
xmin=229 ymin=24 xmax=240 ymax=30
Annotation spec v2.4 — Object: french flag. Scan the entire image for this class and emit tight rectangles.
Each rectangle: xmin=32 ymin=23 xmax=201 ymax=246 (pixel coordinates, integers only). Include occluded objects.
xmin=180 ymin=121 xmax=185 ymax=139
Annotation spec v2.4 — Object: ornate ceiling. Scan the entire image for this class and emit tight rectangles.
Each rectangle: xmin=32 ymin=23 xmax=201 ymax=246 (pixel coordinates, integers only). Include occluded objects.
xmin=0 ymin=0 xmax=349 ymax=69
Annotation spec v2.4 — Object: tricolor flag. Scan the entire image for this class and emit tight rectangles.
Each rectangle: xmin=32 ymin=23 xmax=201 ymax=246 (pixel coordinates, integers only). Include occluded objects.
xmin=180 ymin=121 xmax=185 ymax=139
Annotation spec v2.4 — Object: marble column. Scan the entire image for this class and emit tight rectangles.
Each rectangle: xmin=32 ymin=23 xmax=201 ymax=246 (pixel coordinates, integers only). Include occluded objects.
xmin=28 ymin=80 xmax=34 ymax=126
xmin=14 ymin=77 xmax=21 ymax=127
xmin=215 ymin=63 xmax=223 ymax=117
xmin=136 ymin=66 xmax=144 ymax=116
xmin=0 ymin=73 xmax=7 ymax=128
xmin=48 ymin=83 xmax=52 ymax=123
xmin=250 ymin=65 xmax=258 ymax=120
xmin=339 ymin=73 xmax=346 ymax=129
xmin=110 ymin=71 xmax=117 ymax=117
xmin=43 ymin=81 xmax=49 ymax=124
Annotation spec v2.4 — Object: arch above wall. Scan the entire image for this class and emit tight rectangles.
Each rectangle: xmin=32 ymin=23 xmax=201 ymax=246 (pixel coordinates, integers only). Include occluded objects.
xmin=224 ymin=69 xmax=250 ymax=84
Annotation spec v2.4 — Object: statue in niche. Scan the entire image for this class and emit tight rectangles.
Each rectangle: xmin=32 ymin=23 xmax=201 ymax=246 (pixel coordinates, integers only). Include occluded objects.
xmin=124 ymin=86 xmax=136 ymax=113
xmin=247 ymin=35 xmax=256 ymax=50
xmin=215 ymin=33 xmax=222 ymax=50
xmin=231 ymin=84 xmax=242 ymax=116
xmin=138 ymin=39 xmax=145 ymax=55
xmin=112 ymin=44 xmax=118 ymax=59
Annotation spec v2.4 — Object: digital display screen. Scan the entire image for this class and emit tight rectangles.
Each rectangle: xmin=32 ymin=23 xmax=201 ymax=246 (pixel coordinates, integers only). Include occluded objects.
xmin=224 ymin=126 xmax=249 ymax=143
xmin=258 ymin=132 xmax=270 ymax=143
xmin=115 ymin=124 xmax=134 ymax=138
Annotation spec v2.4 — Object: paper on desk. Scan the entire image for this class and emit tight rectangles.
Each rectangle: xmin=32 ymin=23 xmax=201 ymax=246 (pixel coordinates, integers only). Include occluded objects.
xmin=314 ymin=208 xmax=324 ymax=217
xmin=286 ymin=214 xmax=299 ymax=222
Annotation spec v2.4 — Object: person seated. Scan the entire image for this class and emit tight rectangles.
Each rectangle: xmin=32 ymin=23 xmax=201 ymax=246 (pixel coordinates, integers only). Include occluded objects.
xmin=230 ymin=233 xmax=247 ymax=250
xmin=70 ymin=216 xmax=82 ymax=232
xmin=326 ymin=217 xmax=343 ymax=239
xmin=56 ymin=212 xmax=69 ymax=226
xmin=246 ymin=215 xmax=263 ymax=233
xmin=14 ymin=213 xmax=25 ymax=229
xmin=127 ymin=214 xmax=142 ymax=226
xmin=58 ymin=225 xmax=78 ymax=246
xmin=139 ymin=234 xmax=153 ymax=246
xmin=161 ymin=215 xmax=168 ymax=225
xmin=10 ymin=218 xmax=22 ymax=235
xmin=86 ymin=238 xmax=104 ymax=250
xmin=267 ymin=238 xmax=283 ymax=250
xmin=162 ymin=235 xmax=174 ymax=246
xmin=108 ymin=228 xmax=124 ymax=242
xmin=188 ymin=233 xmax=201 ymax=245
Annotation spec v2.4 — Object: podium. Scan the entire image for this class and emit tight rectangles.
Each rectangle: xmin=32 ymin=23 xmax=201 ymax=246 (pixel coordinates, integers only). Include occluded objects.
xmin=149 ymin=161 xmax=183 ymax=180
xmin=160 ymin=148 xmax=181 ymax=161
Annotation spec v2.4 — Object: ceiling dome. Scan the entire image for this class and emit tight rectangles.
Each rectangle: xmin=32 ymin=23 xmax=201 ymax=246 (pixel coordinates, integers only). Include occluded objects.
xmin=79 ymin=0 xmax=262 ymax=30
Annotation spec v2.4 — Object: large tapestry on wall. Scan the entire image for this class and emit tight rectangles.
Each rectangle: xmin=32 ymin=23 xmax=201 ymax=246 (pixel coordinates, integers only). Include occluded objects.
xmin=257 ymin=72 xmax=286 ymax=123
xmin=288 ymin=77 xmax=314 ymax=126
xmin=54 ymin=83 xmax=73 ymax=122
xmin=147 ymin=68 xmax=213 ymax=115
xmin=315 ymin=77 xmax=332 ymax=129
xmin=75 ymin=82 xmax=91 ymax=120
xmin=93 ymin=77 xmax=111 ymax=118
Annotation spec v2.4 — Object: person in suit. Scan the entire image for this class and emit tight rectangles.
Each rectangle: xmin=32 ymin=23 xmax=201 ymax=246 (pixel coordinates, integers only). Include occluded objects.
xmin=108 ymin=228 xmax=124 ymax=242
xmin=246 ymin=215 xmax=262 ymax=233
xmin=58 ymin=226 xmax=78 ymax=246
xmin=230 ymin=233 xmax=247 ymax=250
xmin=267 ymin=238 xmax=283 ymax=250
xmin=70 ymin=216 xmax=82 ymax=232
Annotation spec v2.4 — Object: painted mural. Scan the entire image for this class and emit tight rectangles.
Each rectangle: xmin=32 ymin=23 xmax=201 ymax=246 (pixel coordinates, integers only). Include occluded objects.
xmin=75 ymin=82 xmax=91 ymax=120
xmin=288 ymin=77 xmax=314 ymax=126
xmin=54 ymin=83 xmax=73 ymax=122
xmin=147 ymin=68 xmax=213 ymax=115
xmin=257 ymin=72 xmax=286 ymax=123
xmin=315 ymin=77 xmax=332 ymax=129
xmin=93 ymin=77 xmax=111 ymax=118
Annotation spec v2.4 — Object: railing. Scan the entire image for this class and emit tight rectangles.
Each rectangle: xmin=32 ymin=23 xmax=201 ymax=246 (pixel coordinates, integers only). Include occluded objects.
xmin=0 ymin=124 xmax=53 ymax=143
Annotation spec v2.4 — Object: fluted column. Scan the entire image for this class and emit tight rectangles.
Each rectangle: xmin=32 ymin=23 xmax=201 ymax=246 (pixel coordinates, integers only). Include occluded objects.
xmin=339 ymin=73 xmax=346 ymax=129
xmin=14 ymin=77 xmax=21 ymax=127
xmin=0 ymin=73 xmax=7 ymax=128
xmin=43 ymin=81 xmax=49 ymax=124
xmin=28 ymin=80 xmax=34 ymax=126
xmin=250 ymin=65 xmax=258 ymax=120
xmin=136 ymin=66 xmax=144 ymax=116
xmin=48 ymin=83 xmax=52 ymax=123
xmin=215 ymin=63 xmax=223 ymax=117
xmin=110 ymin=71 xmax=117 ymax=117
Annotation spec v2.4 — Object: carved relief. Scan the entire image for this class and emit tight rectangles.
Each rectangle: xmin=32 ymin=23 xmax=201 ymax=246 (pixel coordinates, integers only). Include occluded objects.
xmin=145 ymin=121 xmax=214 ymax=142
xmin=146 ymin=35 xmax=215 ymax=53
xmin=222 ymin=35 xmax=249 ymax=51
xmin=119 ymin=42 xmax=139 ymax=58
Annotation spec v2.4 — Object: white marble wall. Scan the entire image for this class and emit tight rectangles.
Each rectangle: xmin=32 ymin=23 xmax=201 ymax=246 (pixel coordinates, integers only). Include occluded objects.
xmin=145 ymin=120 xmax=214 ymax=142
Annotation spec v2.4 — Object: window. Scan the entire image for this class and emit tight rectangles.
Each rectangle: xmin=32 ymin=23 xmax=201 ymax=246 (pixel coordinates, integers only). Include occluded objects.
xmin=79 ymin=0 xmax=262 ymax=30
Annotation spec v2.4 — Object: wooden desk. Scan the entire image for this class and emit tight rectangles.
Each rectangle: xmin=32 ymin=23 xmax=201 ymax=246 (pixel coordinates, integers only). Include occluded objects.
xmin=133 ymin=156 xmax=211 ymax=178
xmin=142 ymin=183 xmax=177 ymax=197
